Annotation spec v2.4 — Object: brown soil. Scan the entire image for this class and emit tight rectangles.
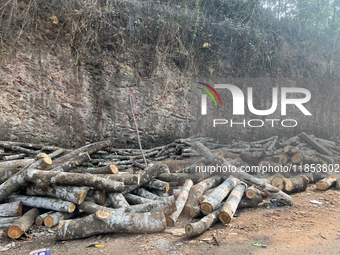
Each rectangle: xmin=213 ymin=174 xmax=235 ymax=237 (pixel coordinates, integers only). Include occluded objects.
xmin=1 ymin=184 xmax=340 ymax=255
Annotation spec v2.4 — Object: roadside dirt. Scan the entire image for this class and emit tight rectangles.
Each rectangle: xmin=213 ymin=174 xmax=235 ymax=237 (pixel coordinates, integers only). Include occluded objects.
xmin=1 ymin=184 xmax=340 ymax=255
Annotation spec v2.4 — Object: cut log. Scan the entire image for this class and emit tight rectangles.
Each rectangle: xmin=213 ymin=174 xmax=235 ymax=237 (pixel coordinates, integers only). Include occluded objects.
xmin=124 ymin=194 xmax=153 ymax=205
xmin=284 ymin=175 xmax=309 ymax=193
xmin=186 ymin=209 xmax=220 ymax=237
xmin=216 ymin=149 xmax=239 ymax=159
xmin=46 ymin=139 xmax=113 ymax=170
xmin=239 ymin=152 xmax=262 ymax=165
xmin=25 ymin=169 xmax=124 ymax=192
xmin=3 ymin=154 xmax=26 ymax=161
xmin=219 ymin=182 xmax=247 ymax=224
xmin=238 ymin=195 xmax=263 ymax=209
xmin=26 ymin=184 xmax=88 ymax=205
xmin=47 ymin=149 xmax=65 ymax=159
xmin=335 ymin=179 xmax=340 ymax=190
xmin=245 ymin=186 xmax=265 ymax=199
xmin=79 ymin=196 xmax=176 ymax=216
xmin=316 ymin=177 xmax=337 ymax=190
xmin=44 ymin=211 xmax=78 ymax=228
xmin=298 ymin=132 xmax=333 ymax=156
xmin=0 ymin=201 xmax=22 ymax=217
xmin=0 ymin=159 xmax=35 ymax=182
xmin=51 ymin=152 xmax=91 ymax=172
xmin=291 ymin=153 xmax=324 ymax=164
xmin=0 ymin=217 xmax=20 ymax=228
xmin=122 ymin=164 xmax=170 ymax=194
xmin=0 ymin=154 xmax=52 ymax=203
xmin=156 ymin=173 xmax=204 ymax=183
xmin=166 ymin=179 xmax=193 ymax=226
xmin=107 ymin=193 xmax=130 ymax=208
xmin=7 ymin=208 xmax=40 ymax=239
xmin=144 ymin=179 xmax=169 ymax=192
xmin=82 ymin=164 xmax=118 ymax=174
xmin=192 ymin=141 xmax=293 ymax=205
xmin=10 ymin=146 xmax=40 ymax=156
xmin=132 ymin=188 xmax=160 ymax=200
xmin=35 ymin=211 xmax=54 ymax=226
xmin=98 ymin=174 xmax=140 ymax=185
xmin=183 ymin=175 xmax=222 ymax=216
xmin=56 ymin=210 xmax=166 ymax=240
xmin=199 ymin=195 xmax=207 ymax=204
xmin=8 ymin=195 xmax=76 ymax=213
xmin=200 ymin=176 xmax=239 ymax=215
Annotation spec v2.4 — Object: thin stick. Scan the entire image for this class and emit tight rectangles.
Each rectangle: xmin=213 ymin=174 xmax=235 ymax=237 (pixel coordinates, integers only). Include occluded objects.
xmin=129 ymin=95 xmax=147 ymax=166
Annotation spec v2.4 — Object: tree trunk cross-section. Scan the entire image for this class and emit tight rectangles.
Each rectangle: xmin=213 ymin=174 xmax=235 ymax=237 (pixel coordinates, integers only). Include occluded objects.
xmin=7 ymin=208 xmax=40 ymax=239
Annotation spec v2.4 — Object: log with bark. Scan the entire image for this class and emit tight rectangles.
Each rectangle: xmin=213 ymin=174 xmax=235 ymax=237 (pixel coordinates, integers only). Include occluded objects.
xmin=0 ymin=153 xmax=52 ymax=203
xmin=122 ymin=164 xmax=170 ymax=194
xmin=7 ymin=208 xmax=40 ymax=239
xmin=0 ymin=159 xmax=35 ymax=183
xmin=124 ymin=193 xmax=153 ymax=205
xmin=284 ymin=175 xmax=309 ymax=193
xmin=0 ymin=201 xmax=22 ymax=217
xmin=35 ymin=211 xmax=54 ymax=226
xmin=238 ymin=195 xmax=263 ymax=209
xmin=47 ymin=149 xmax=65 ymax=159
xmin=132 ymin=188 xmax=160 ymax=200
xmin=143 ymin=179 xmax=169 ymax=192
xmin=291 ymin=153 xmax=324 ymax=165
xmin=81 ymin=164 xmax=118 ymax=174
xmin=245 ymin=186 xmax=265 ymax=199
xmin=0 ymin=217 xmax=20 ymax=228
xmin=106 ymin=193 xmax=130 ymax=208
xmin=316 ymin=177 xmax=337 ymax=190
xmin=56 ymin=210 xmax=166 ymax=240
xmin=183 ymin=175 xmax=222 ymax=217
xmin=166 ymin=179 xmax=193 ymax=226
xmin=44 ymin=211 xmax=78 ymax=228
xmin=200 ymin=176 xmax=239 ymax=215
xmin=85 ymin=189 xmax=106 ymax=205
xmin=156 ymin=173 xmax=204 ymax=184
xmin=25 ymin=169 xmax=124 ymax=192
xmin=26 ymin=184 xmax=88 ymax=205
xmin=186 ymin=208 xmax=220 ymax=237
xmin=7 ymin=195 xmax=76 ymax=213
xmin=298 ymin=132 xmax=333 ymax=156
xmin=3 ymin=153 xmax=26 ymax=161
xmin=219 ymin=182 xmax=247 ymax=224
xmin=98 ymin=174 xmax=140 ymax=185
xmin=270 ymin=173 xmax=285 ymax=190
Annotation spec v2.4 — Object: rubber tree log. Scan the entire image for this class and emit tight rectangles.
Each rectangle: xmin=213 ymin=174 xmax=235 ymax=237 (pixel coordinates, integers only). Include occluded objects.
xmin=284 ymin=175 xmax=309 ymax=193
xmin=26 ymin=184 xmax=88 ymax=205
xmin=0 ymin=154 xmax=52 ymax=202
xmin=316 ymin=177 xmax=337 ymax=190
xmin=35 ymin=211 xmax=54 ymax=226
xmin=122 ymin=164 xmax=170 ymax=194
xmin=47 ymin=149 xmax=65 ymax=159
xmin=0 ymin=201 xmax=22 ymax=217
xmin=107 ymin=193 xmax=130 ymax=208
xmin=44 ymin=211 xmax=78 ymax=227
xmin=25 ymin=169 xmax=124 ymax=192
xmin=166 ymin=179 xmax=193 ymax=227
xmin=82 ymin=164 xmax=118 ymax=174
xmin=201 ymin=176 xmax=239 ymax=215
xmin=7 ymin=208 xmax=40 ymax=239
xmin=0 ymin=217 xmax=20 ymax=228
xmin=143 ymin=179 xmax=169 ymax=192
xmin=132 ymin=188 xmax=159 ymax=200
xmin=99 ymin=174 xmax=140 ymax=185
xmin=186 ymin=209 xmax=220 ymax=237
xmin=219 ymin=182 xmax=247 ymax=224
xmin=184 ymin=175 xmax=222 ymax=217
xmin=3 ymin=154 xmax=26 ymax=161
xmin=85 ymin=189 xmax=106 ymax=205
xmin=124 ymin=194 xmax=153 ymax=205
xmin=156 ymin=173 xmax=204 ymax=184
xmin=8 ymin=195 xmax=76 ymax=213
xmin=270 ymin=173 xmax=285 ymax=190
xmin=336 ymin=178 xmax=340 ymax=190
xmin=56 ymin=211 xmax=166 ymax=240
xmin=46 ymin=139 xmax=113 ymax=170
xmin=238 ymin=195 xmax=263 ymax=209
xmin=79 ymin=195 xmax=176 ymax=216
xmin=192 ymin=141 xmax=293 ymax=205
xmin=291 ymin=153 xmax=323 ymax=164
xmin=246 ymin=186 xmax=265 ymax=199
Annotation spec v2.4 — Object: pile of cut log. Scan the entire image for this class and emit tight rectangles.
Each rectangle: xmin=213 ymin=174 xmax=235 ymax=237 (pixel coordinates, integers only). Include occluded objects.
xmin=0 ymin=132 xmax=339 ymax=240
